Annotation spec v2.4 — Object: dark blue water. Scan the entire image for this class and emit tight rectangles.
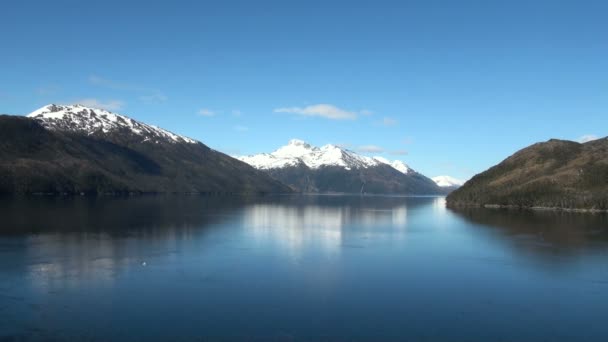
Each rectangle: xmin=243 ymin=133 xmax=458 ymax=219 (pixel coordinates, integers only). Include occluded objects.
xmin=1 ymin=195 xmax=607 ymax=341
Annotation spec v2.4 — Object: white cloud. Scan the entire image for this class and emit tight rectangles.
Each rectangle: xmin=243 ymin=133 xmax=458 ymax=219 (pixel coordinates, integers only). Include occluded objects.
xmin=197 ymin=108 xmax=215 ymax=117
xmin=381 ymin=117 xmax=398 ymax=126
xmin=89 ymin=75 xmax=142 ymax=91
xmin=578 ymin=134 xmax=599 ymax=143
xmin=357 ymin=145 xmax=384 ymax=153
xmin=275 ymin=104 xmax=358 ymax=120
xmin=335 ymin=142 xmax=352 ymax=149
xmin=232 ymin=110 xmax=242 ymax=117
xmin=139 ymin=92 xmax=168 ymax=104
xmin=74 ymin=98 xmax=125 ymax=111
xmin=89 ymin=75 xmax=167 ymax=103
xmin=360 ymin=109 xmax=373 ymax=116
xmin=391 ymin=149 xmax=408 ymax=156
xmin=36 ymin=85 xmax=61 ymax=96
xmin=234 ymin=125 xmax=249 ymax=132
xmin=89 ymin=75 xmax=115 ymax=88
xmin=402 ymin=136 xmax=414 ymax=145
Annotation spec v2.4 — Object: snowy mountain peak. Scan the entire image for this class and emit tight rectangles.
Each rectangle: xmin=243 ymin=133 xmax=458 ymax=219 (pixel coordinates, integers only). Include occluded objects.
xmin=237 ymin=140 xmax=413 ymax=173
xmin=288 ymin=139 xmax=311 ymax=147
xmin=27 ymin=104 xmax=197 ymax=144
xmin=274 ymin=139 xmax=318 ymax=158
xmin=373 ymin=156 xmax=412 ymax=174
xmin=432 ymin=176 xmax=465 ymax=187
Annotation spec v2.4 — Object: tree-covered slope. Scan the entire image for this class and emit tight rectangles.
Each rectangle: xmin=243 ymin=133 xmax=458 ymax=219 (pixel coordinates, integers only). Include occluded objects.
xmin=0 ymin=115 xmax=290 ymax=195
xmin=447 ymin=138 xmax=608 ymax=210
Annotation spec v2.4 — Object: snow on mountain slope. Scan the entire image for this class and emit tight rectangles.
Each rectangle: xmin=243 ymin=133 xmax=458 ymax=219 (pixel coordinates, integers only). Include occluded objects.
xmin=372 ymin=156 xmax=411 ymax=174
xmin=237 ymin=139 xmax=412 ymax=173
xmin=432 ymin=175 xmax=464 ymax=187
xmin=27 ymin=104 xmax=197 ymax=144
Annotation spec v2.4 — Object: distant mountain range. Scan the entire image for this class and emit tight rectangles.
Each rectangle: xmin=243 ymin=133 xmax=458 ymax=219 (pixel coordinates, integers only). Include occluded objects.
xmin=447 ymin=138 xmax=608 ymax=211
xmin=0 ymin=104 xmax=461 ymax=196
xmin=5 ymin=105 xmax=603 ymax=205
xmin=0 ymin=104 xmax=290 ymax=195
xmin=432 ymin=175 xmax=465 ymax=192
xmin=237 ymin=140 xmax=446 ymax=195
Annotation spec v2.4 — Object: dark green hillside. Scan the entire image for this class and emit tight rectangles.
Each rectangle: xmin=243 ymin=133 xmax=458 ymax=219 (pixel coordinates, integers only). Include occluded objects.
xmin=0 ymin=115 xmax=290 ymax=195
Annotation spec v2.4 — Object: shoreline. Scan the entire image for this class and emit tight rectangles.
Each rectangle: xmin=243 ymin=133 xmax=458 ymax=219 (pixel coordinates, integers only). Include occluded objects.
xmin=447 ymin=202 xmax=608 ymax=213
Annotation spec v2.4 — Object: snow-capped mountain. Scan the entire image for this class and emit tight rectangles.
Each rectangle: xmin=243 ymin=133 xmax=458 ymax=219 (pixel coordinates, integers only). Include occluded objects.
xmin=371 ymin=156 xmax=411 ymax=174
xmin=0 ymin=104 xmax=290 ymax=194
xmin=237 ymin=140 xmax=441 ymax=195
xmin=238 ymin=139 xmax=413 ymax=174
xmin=28 ymin=104 xmax=197 ymax=144
xmin=432 ymin=176 xmax=465 ymax=188
xmin=0 ymin=105 xmax=292 ymax=194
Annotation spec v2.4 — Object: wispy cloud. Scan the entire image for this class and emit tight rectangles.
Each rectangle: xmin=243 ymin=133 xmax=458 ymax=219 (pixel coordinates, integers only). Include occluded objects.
xmin=578 ymin=134 xmax=599 ymax=143
xmin=89 ymin=75 xmax=167 ymax=104
xmin=402 ymin=136 xmax=414 ymax=145
xmin=390 ymin=149 xmax=408 ymax=156
xmin=232 ymin=110 xmax=242 ymax=117
xmin=89 ymin=75 xmax=140 ymax=91
xmin=74 ymin=98 xmax=125 ymax=111
xmin=381 ymin=117 xmax=398 ymax=126
xmin=357 ymin=145 xmax=384 ymax=153
xmin=89 ymin=75 xmax=116 ymax=88
xmin=234 ymin=125 xmax=249 ymax=132
xmin=360 ymin=109 xmax=373 ymax=116
xmin=334 ymin=142 xmax=353 ymax=149
xmin=197 ymin=108 xmax=216 ymax=117
xmin=139 ymin=93 xmax=168 ymax=104
xmin=36 ymin=85 xmax=61 ymax=96
xmin=275 ymin=104 xmax=358 ymax=120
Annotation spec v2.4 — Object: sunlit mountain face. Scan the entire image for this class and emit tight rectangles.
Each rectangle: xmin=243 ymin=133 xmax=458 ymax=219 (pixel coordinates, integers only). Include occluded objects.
xmin=237 ymin=140 xmax=443 ymax=195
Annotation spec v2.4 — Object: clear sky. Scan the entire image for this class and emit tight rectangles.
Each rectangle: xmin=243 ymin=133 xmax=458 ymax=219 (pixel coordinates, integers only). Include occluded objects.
xmin=1 ymin=0 xmax=606 ymax=180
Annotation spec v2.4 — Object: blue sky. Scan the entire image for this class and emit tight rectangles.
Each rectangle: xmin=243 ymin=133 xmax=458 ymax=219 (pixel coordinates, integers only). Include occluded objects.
xmin=1 ymin=0 xmax=606 ymax=180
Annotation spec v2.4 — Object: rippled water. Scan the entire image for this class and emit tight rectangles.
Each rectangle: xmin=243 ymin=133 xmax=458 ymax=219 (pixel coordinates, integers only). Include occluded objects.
xmin=1 ymin=195 xmax=607 ymax=341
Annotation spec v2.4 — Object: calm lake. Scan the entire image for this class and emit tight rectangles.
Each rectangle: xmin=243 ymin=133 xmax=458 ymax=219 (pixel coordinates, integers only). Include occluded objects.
xmin=1 ymin=195 xmax=607 ymax=341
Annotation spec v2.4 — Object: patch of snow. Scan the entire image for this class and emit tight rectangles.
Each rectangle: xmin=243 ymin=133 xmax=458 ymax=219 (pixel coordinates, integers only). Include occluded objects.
xmin=432 ymin=176 xmax=465 ymax=187
xmin=237 ymin=140 xmax=411 ymax=172
xmin=27 ymin=104 xmax=198 ymax=144
xmin=373 ymin=156 xmax=411 ymax=174
xmin=372 ymin=156 xmax=390 ymax=164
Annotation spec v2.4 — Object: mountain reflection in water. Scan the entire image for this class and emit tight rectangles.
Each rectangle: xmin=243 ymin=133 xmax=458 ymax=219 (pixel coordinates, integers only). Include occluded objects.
xmin=1 ymin=195 xmax=607 ymax=341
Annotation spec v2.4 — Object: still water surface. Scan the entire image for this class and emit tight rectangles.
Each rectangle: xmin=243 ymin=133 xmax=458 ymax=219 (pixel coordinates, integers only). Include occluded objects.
xmin=1 ymin=195 xmax=607 ymax=341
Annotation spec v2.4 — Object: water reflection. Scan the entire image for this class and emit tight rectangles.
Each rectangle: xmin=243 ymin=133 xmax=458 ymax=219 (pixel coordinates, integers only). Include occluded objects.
xmin=0 ymin=195 xmax=244 ymax=235
xmin=2 ymin=195 xmax=608 ymax=341
xmin=450 ymin=207 xmax=608 ymax=258
xmin=0 ymin=195 xmax=429 ymax=290
xmin=0 ymin=196 xmax=247 ymax=294
xmin=241 ymin=199 xmax=410 ymax=256
xmin=25 ymin=233 xmax=122 ymax=291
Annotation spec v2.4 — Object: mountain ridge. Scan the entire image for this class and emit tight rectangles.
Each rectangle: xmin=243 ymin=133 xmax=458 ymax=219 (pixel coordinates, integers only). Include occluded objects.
xmin=432 ymin=175 xmax=464 ymax=187
xmin=28 ymin=104 xmax=197 ymax=144
xmin=237 ymin=139 xmax=415 ymax=174
xmin=447 ymin=137 xmax=608 ymax=210
xmin=0 ymin=105 xmax=291 ymax=195
xmin=237 ymin=140 xmax=444 ymax=195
